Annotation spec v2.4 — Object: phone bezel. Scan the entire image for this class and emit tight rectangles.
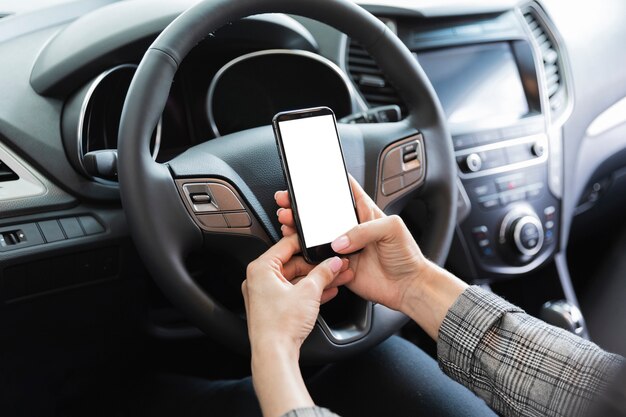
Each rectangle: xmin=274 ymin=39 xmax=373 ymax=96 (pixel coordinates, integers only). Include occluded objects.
xmin=272 ymin=106 xmax=360 ymax=264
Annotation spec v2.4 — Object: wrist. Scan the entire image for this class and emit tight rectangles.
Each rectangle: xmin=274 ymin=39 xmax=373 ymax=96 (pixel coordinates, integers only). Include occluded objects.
xmin=401 ymin=260 xmax=468 ymax=340
xmin=250 ymin=337 xmax=314 ymax=417
xmin=399 ymin=259 xmax=437 ymax=314
xmin=251 ymin=336 xmax=300 ymax=366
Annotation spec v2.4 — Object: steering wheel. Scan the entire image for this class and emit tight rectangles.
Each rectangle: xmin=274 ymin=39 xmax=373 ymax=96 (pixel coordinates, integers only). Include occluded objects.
xmin=118 ymin=0 xmax=456 ymax=363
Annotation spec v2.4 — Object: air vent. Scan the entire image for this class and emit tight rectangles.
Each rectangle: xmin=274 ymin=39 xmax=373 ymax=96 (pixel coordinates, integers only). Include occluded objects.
xmin=346 ymin=39 xmax=405 ymax=114
xmin=523 ymin=7 xmax=566 ymax=114
xmin=0 ymin=159 xmax=18 ymax=182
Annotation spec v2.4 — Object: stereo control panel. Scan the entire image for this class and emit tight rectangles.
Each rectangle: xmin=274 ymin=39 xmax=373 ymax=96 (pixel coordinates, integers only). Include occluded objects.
xmin=451 ymin=118 xmax=560 ymax=278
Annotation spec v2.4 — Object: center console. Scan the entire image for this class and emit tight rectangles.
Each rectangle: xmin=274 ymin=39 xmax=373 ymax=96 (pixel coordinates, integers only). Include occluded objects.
xmin=345 ymin=7 xmax=567 ymax=280
xmin=406 ymin=13 xmax=563 ymax=280
xmin=452 ymin=118 xmax=560 ymax=278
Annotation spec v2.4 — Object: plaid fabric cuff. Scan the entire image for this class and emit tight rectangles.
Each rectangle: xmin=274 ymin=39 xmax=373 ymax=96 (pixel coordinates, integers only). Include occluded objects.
xmin=437 ymin=285 xmax=523 ymax=385
xmin=281 ymin=407 xmax=340 ymax=417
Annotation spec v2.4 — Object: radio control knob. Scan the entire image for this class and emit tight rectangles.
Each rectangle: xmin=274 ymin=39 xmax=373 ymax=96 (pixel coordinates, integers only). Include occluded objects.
xmin=531 ymin=142 xmax=545 ymax=157
xmin=463 ymin=153 xmax=482 ymax=172
xmin=510 ymin=215 xmax=543 ymax=256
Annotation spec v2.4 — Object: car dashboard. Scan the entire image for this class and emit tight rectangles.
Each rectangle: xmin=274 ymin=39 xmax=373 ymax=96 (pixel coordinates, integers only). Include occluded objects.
xmin=0 ymin=1 xmax=577 ymax=281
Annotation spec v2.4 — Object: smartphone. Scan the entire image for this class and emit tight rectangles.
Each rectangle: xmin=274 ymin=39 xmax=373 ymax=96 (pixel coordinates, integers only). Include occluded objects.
xmin=273 ymin=107 xmax=360 ymax=263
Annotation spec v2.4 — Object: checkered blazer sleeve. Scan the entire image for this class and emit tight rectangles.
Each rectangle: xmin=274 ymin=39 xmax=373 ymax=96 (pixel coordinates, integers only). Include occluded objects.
xmin=438 ymin=286 xmax=625 ymax=417
xmin=281 ymin=407 xmax=340 ymax=417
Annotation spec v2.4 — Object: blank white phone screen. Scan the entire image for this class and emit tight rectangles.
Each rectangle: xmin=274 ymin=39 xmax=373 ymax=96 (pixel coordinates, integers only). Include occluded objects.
xmin=278 ymin=114 xmax=358 ymax=249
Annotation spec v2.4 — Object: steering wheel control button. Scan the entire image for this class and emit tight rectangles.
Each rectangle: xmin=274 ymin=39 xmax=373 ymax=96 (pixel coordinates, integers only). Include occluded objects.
xmin=402 ymin=141 xmax=422 ymax=172
xmin=224 ymin=212 xmax=252 ymax=228
xmin=403 ymin=168 xmax=421 ymax=187
xmin=382 ymin=147 xmax=403 ymax=180
xmin=38 ymin=220 xmax=66 ymax=243
xmin=403 ymin=157 xmax=421 ymax=172
xmin=382 ymin=176 xmax=404 ymax=196
xmin=177 ymin=179 xmax=269 ymax=240
xmin=190 ymin=193 xmax=211 ymax=204
xmin=403 ymin=151 xmax=418 ymax=163
xmin=402 ymin=142 xmax=417 ymax=154
xmin=207 ymin=183 xmax=245 ymax=211
xmin=182 ymin=183 xmax=218 ymax=212
xmin=382 ymin=140 xmax=423 ymax=182
xmin=377 ymin=136 xmax=426 ymax=209
xmin=198 ymin=214 xmax=228 ymax=229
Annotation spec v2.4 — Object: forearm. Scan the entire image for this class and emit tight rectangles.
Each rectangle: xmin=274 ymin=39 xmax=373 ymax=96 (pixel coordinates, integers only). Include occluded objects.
xmin=251 ymin=340 xmax=314 ymax=417
xmin=437 ymin=286 xmax=625 ymax=417
xmin=400 ymin=260 xmax=468 ymax=341
xmin=402 ymin=266 xmax=624 ymax=417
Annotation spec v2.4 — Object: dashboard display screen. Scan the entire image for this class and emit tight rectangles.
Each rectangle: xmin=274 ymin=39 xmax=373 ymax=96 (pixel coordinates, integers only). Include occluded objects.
xmin=417 ymin=42 xmax=529 ymax=127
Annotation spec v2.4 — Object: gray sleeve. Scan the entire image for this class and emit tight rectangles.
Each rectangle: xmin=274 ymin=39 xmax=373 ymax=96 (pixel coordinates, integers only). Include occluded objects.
xmin=437 ymin=286 xmax=625 ymax=417
xmin=280 ymin=407 xmax=341 ymax=417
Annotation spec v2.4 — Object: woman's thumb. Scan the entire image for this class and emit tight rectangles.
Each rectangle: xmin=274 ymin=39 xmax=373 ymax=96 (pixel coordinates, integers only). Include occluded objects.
xmin=298 ymin=256 xmax=344 ymax=295
xmin=331 ymin=215 xmax=403 ymax=254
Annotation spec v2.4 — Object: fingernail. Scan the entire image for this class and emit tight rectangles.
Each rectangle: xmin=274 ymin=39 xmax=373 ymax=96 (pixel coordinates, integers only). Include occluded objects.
xmin=331 ymin=235 xmax=350 ymax=251
xmin=276 ymin=208 xmax=283 ymax=216
xmin=329 ymin=257 xmax=343 ymax=273
xmin=274 ymin=191 xmax=280 ymax=200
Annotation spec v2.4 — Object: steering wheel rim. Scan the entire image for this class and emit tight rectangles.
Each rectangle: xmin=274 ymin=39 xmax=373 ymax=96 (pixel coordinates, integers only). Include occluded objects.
xmin=118 ymin=0 xmax=456 ymax=363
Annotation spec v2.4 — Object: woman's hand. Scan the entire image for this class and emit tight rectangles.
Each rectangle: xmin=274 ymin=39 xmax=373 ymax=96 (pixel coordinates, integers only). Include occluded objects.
xmin=275 ymin=176 xmax=468 ymax=340
xmin=242 ymin=233 xmax=352 ymax=352
xmin=241 ymin=234 xmax=352 ymax=417
xmin=275 ymin=176 xmax=427 ymax=312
